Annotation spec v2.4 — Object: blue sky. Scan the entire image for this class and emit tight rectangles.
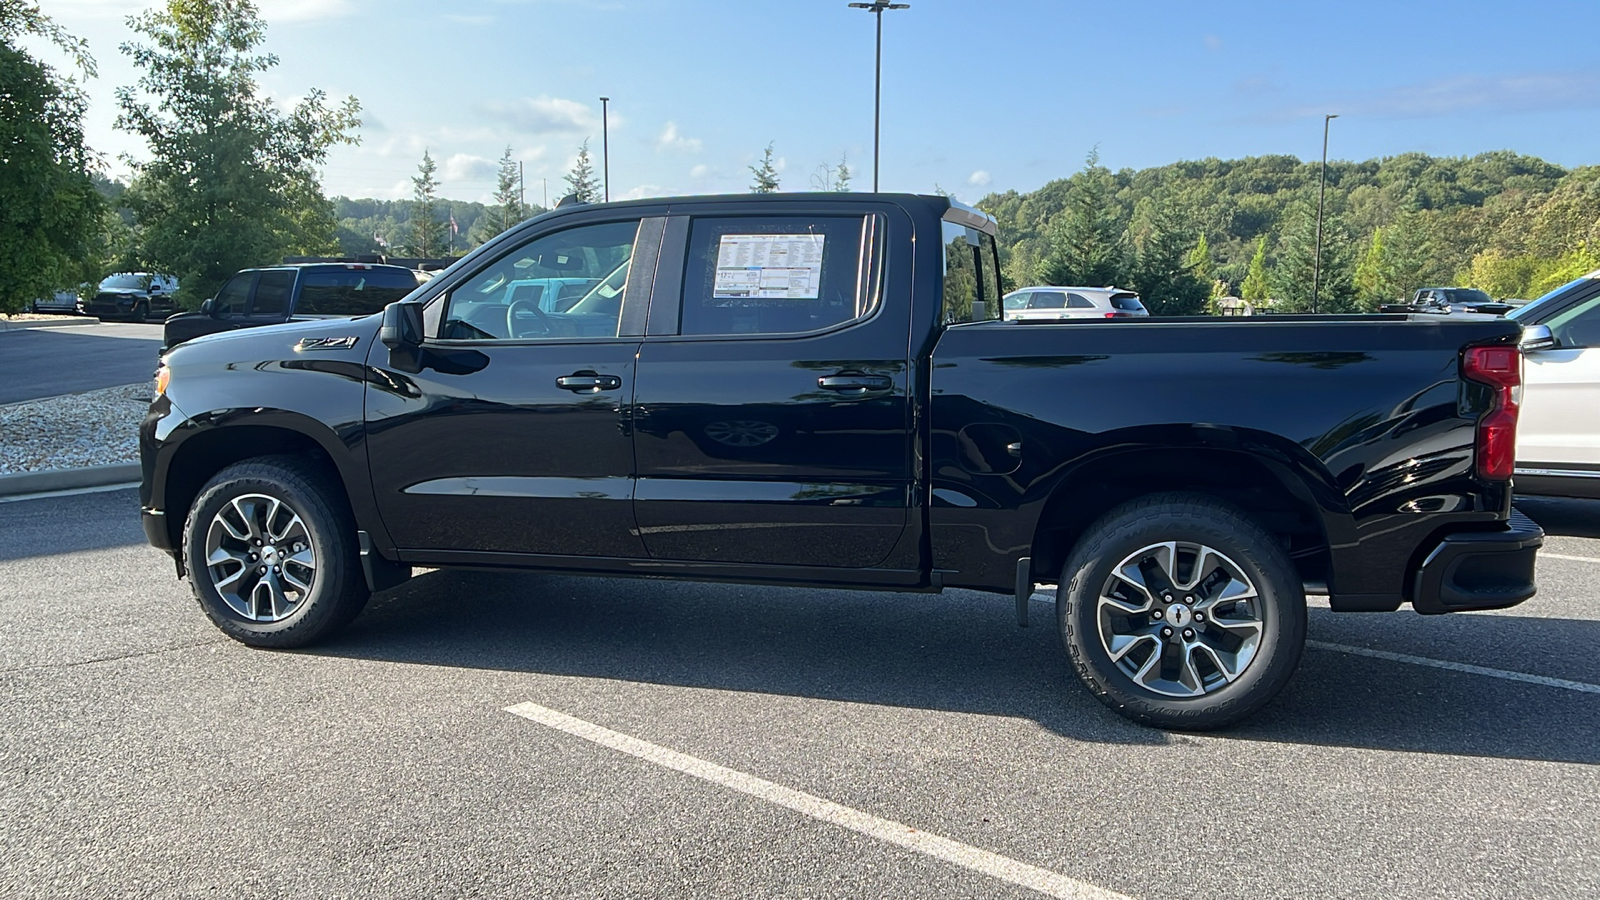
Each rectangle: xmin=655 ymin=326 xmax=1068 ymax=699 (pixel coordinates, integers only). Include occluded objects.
xmin=34 ymin=0 xmax=1600 ymax=205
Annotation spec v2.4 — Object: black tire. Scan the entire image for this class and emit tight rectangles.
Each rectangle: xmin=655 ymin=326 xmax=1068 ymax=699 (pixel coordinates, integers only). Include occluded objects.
xmin=132 ymin=301 xmax=149 ymax=322
xmin=182 ymin=455 xmax=369 ymax=648
xmin=1057 ymin=492 xmax=1306 ymax=730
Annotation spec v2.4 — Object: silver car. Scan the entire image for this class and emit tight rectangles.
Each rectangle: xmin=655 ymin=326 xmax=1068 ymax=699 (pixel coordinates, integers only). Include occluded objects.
xmin=31 ymin=290 xmax=81 ymax=314
xmin=1003 ymin=286 xmax=1148 ymax=321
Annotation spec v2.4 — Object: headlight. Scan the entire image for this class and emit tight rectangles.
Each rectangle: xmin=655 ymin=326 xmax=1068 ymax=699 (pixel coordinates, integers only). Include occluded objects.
xmin=154 ymin=365 xmax=170 ymax=397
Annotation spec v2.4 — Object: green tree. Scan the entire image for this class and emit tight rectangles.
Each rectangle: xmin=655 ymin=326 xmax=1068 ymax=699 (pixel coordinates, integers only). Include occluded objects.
xmin=833 ymin=155 xmax=851 ymax=192
xmin=493 ymin=146 xmax=523 ymax=233
xmin=1039 ymin=150 xmax=1124 ymax=287
xmin=115 ymin=0 xmax=360 ymax=304
xmin=1273 ymin=198 xmax=1356 ymax=313
xmin=750 ymin=142 xmax=780 ymax=193
xmin=405 ymin=149 xmax=445 ymax=257
xmin=1186 ymin=232 xmax=1214 ymax=286
xmin=1128 ymin=195 xmax=1207 ymax=315
xmin=1353 ymin=227 xmax=1388 ymax=309
xmin=0 ymin=2 xmax=104 ymax=313
xmin=1240 ymin=237 xmax=1269 ymax=302
xmin=564 ymin=139 xmax=600 ymax=203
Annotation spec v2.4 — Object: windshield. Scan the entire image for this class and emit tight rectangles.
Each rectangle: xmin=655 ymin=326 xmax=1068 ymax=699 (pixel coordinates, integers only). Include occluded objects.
xmin=100 ymin=274 xmax=148 ymax=291
xmin=1509 ymin=277 xmax=1595 ymax=321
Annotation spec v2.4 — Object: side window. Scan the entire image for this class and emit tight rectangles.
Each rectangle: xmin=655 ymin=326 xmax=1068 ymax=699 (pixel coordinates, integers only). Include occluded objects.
xmin=1028 ymin=291 xmax=1068 ymax=309
xmin=1003 ymin=291 xmax=1030 ymax=312
xmin=941 ymin=220 xmax=1000 ymax=324
xmin=441 ymin=219 xmax=639 ymax=341
xmin=680 ymin=216 xmax=869 ymax=337
xmin=250 ymin=270 xmax=295 ymax=316
xmin=1547 ymin=294 xmax=1600 ymax=349
xmin=1065 ymin=292 xmax=1097 ymax=309
xmin=212 ymin=274 xmax=254 ymax=317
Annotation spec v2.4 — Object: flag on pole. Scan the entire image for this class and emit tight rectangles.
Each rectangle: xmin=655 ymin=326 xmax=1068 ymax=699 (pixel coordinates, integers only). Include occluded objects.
xmin=449 ymin=214 xmax=459 ymax=236
xmin=374 ymin=232 xmax=388 ymax=249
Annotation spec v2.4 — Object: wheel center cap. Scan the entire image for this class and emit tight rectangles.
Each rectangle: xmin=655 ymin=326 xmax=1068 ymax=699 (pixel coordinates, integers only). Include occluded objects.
xmin=1168 ymin=604 xmax=1194 ymax=628
xmin=261 ymin=545 xmax=280 ymax=564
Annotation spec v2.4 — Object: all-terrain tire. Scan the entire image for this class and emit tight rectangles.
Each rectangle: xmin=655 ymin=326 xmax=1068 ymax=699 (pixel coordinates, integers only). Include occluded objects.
xmin=182 ymin=455 xmax=369 ymax=648
xmin=1057 ymin=492 xmax=1306 ymax=730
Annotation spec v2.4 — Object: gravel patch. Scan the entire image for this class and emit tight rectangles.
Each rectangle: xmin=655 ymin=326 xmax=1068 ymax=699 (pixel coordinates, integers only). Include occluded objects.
xmin=0 ymin=383 xmax=150 ymax=474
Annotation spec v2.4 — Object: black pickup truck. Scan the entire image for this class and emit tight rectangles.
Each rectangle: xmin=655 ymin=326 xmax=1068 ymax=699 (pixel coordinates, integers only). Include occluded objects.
xmin=160 ymin=262 xmax=422 ymax=352
xmin=140 ymin=193 xmax=1542 ymax=729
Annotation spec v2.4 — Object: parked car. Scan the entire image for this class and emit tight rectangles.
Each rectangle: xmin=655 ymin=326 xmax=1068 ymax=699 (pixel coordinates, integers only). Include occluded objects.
xmin=80 ymin=273 xmax=180 ymax=321
xmin=1507 ymin=268 xmax=1600 ymax=499
xmin=161 ymin=263 xmax=422 ymax=352
xmin=1381 ymin=288 xmax=1515 ymax=316
xmin=30 ymin=289 xmax=82 ymax=314
xmin=1003 ymin=286 xmax=1148 ymax=321
xmin=141 ymin=193 xmax=1542 ymax=731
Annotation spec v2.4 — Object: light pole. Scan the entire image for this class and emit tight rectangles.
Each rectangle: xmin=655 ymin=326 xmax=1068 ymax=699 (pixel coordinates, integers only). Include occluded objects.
xmin=599 ymin=96 xmax=610 ymax=202
xmin=848 ymin=0 xmax=909 ymax=192
xmin=1312 ymin=113 xmax=1338 ymax=314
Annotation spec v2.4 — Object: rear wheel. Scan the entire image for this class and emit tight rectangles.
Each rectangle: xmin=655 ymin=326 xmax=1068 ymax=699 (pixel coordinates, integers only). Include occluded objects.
xmin=182 ymin=456 xmax=369 ymax=648
xmin=1058 ymin=493 xmax=1306 ymax=730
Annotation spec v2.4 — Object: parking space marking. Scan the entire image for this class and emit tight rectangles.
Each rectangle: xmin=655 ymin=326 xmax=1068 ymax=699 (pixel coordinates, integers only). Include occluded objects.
xmin=0 ymin=481 xmax=140 ymax=503
xmin=504 ymin=701 xmax=1132 ymax=900
xmin=1309 ymin=641 xmax=1600 ymax=694
xmin=1541 ymin=552 xmax=1600 ymax=564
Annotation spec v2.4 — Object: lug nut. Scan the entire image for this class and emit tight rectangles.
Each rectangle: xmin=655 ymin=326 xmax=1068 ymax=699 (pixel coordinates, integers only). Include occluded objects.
xmin=258 ymin=566 xmax=266 ymax=574
xmin=1161 ymin=627 xmax=1173 ymax=638
xmin=248 ymin=553 xmax=257 ymax=560
xmin=273 ymin=566 xmax=280 ymax=573
xmin=1194 ymin=612 xmax=1205 ymax=622
xmin=1185 ymin=595 xmax=1194 ymax=604
xmin=1152 ymin=610 xmax=1163 ymax=620
xmin=1183 ymin=628 xmax=1195 ymax=640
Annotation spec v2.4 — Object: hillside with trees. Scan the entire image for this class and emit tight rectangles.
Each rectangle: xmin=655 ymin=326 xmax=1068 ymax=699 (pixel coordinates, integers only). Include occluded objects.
xmin=977 ymin=151 xmax=1600 ymax=313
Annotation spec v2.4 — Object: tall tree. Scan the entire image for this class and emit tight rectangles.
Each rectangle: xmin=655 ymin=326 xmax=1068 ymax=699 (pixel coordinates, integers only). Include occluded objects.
xmin=492 ymin=146 xmax=523 ymax=234
xmin=833 ymin=154 xmax=851 ymax=192
xmin=1272 ymin=197 xmax=1356 ymax=313
xmin=115 ymin=0 xmax=360 ymax=303
xmin=750 ymin=142 xmax=780 ymax=193
xmin=1353 ymin=227 xmax=1389 ymax=310
xmin=564 ymin=139 xmax=600 ymax=203
xmin=809 ymin=153 xmax=851 ymax=192
xmin=1128 ymin=195 xmax=1207 ymax=315
xmin=0 ymin=2 xmax=104 ymax=313
xmin=1240 ymin=237 xmax=1269 ymax=303
xmin=1038 ymin=150 xmax=1124 ymax=287
xmin=405 ymin=149 xmax=445 ymax=257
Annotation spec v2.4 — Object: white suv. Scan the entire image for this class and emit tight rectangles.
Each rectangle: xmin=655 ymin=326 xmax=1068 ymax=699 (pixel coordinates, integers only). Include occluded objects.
xmin=1002 ymin=286 xmax=1148 ymax=321
xmin=1509 ymin=268 xmax=1600 ymax=499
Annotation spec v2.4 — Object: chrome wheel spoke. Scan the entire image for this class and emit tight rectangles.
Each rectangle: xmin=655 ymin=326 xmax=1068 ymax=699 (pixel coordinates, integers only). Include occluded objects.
xmin=1106 ymin=626 xmax=1161 ymax=663
xmin=1192 ymin=637 xmax=1248 ymax=683
xmin=205 ymin=493 xmax=315 ymax=624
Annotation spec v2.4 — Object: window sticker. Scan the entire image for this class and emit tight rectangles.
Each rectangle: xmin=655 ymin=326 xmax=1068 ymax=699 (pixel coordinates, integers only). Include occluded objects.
xmin=712 ymin=233 xmax=826 ymax=299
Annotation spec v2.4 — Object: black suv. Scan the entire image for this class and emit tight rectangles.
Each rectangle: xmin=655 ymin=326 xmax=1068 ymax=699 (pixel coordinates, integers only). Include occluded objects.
xmin=162 ymin=263 xmax=421 ymax=351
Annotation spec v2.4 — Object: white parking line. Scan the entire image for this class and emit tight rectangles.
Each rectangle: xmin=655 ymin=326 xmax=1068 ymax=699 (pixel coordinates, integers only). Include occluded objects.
xmin=0 ymin=481 xmax=140 ymax=503
xmin=1541 ymin=552 xmax=1600 ymax=564
xmin=504 ymin=701 xmax=1131 ymax=900
xmin=1308 ymin=641 xmax=1600 ymax=694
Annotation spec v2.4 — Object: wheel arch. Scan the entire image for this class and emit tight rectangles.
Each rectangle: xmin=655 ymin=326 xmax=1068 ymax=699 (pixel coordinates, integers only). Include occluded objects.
xmin=1028 ymin=443 xmax=1345 ymax=595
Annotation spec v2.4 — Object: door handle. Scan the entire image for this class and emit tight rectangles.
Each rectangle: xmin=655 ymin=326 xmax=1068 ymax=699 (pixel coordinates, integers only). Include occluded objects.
xmin=556 ymin=372 xmax=622 ymax=393
xmin=817 ymin=374 xmax=893 ymax=393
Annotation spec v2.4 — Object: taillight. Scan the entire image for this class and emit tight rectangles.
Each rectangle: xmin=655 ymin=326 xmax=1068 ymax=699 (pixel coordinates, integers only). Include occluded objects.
xmin=1462 ymin=345 xmax=1521 ymax=480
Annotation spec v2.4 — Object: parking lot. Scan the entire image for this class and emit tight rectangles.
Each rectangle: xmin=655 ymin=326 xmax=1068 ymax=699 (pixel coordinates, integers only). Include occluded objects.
xmin=1 ymin=488 xmax=1596 ymax=899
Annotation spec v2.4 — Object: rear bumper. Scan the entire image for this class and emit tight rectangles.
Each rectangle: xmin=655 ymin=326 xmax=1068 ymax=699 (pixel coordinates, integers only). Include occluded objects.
xmin=1412 ymin=509 xmax=1543 ymax=614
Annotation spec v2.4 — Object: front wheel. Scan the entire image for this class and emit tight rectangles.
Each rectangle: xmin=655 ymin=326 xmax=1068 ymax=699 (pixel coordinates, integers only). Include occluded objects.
xmin=1058 ymin=493 xmax=1306 ymax=730
xmin=182 ymin=456 xmax=369 ymax=648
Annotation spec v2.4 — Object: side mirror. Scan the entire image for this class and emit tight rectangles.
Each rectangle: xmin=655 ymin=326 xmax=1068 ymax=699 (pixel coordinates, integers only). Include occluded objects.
xmin=199 ymin=298 xmax=214 ymax=316
xmin=1520 ymin=323 xmax=1557 ymax=353
xmin=380 ymin=301 xmax=425 ymax=350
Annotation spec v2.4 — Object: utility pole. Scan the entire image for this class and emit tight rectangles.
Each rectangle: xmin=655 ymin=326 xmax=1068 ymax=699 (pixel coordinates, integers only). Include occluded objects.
xmin=1312 ymin=113 xmax=1338 ymax=314
xmin=519 ymin=161 xmax=525 ymax=218
xmin=599 ymin=96 xmax=610 ymax=202
xmin=847 ymin=1 xmax=910 ymax=192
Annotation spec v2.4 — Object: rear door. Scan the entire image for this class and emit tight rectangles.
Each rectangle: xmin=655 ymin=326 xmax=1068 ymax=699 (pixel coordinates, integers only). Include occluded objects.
xmin=631 ymin=203 xmax=914 ymax=569
xmin=1519 ymin=283 xmax=1600 ymax=479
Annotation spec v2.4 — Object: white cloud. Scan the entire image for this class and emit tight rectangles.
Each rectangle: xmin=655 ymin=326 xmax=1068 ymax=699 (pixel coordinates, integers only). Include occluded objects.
xmin=1203 ymin=34 xmax=1223 ymax=52
xmin=655 ymin=121 xmax=702 ymax=153
xmin=619 ymin=184 xmax=664 ymax=201
xmin=1264 ymin=69 xmax=1600 ymax=122
xmin=443 ymin=153 xmax=498 ymax=182
xmin=967 ymin=170 xmax=991 ymax=187
xmin=689 ymin=164 xmax=710 ymax=179
xmin=480 ymin=95 xmax=605 ymax=135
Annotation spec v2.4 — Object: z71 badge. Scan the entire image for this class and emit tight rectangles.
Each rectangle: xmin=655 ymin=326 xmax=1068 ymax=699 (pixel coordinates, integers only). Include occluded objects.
xmin=295 ymin=336 xmax=360 ymax=351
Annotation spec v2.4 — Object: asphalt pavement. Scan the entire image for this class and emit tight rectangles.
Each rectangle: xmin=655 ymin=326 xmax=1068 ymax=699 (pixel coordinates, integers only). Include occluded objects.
xmin=0 ymin=322 xmax=162 ymax=404
xmin=2 ymin=489 xmax=1597 ymax=899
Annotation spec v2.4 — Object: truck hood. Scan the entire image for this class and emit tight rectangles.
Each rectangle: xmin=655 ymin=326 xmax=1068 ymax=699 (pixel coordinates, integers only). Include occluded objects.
xmin=165 ymin=314 xmax=384 ymax=362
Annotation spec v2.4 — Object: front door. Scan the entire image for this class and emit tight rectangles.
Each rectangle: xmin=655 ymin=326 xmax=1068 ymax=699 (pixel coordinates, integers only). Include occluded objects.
xmin=1520 ymin=287 xmax=1600 ymax=473
xmin=366 ymin=215 xmax=655 ymax=559
xmin=631 ymin=207 xmax=914 ymax=569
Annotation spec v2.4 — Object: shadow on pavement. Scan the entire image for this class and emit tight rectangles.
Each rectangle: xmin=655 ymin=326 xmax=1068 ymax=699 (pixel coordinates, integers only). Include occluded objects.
xmin=312 ymin=568 xmax=1600 ymax=764
xmin=1517 ymin=495 xmax=1600 ymax=539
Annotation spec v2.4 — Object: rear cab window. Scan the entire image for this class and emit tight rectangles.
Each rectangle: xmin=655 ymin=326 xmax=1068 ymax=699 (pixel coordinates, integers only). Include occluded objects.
xmin=941 ymin=205 xmax=1000 ymax=325
xmin=298 ymin=266 xmax=418 ymax=316
xmin=679 ymin=216 xmax=874 ymax=336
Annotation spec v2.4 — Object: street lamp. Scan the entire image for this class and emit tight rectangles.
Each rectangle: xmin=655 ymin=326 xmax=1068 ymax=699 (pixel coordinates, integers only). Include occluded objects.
xmin=599 ymin=96 xmax=610 ymax=203
xmin=847 ymin=0 xmax=910 ymax=192
xmin=1312 ymin=113 xmax=1338 ymax=314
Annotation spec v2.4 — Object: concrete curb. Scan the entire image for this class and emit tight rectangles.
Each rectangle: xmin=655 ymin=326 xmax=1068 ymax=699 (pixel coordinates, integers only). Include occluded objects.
xmin=0 ymin=463 xmax=140 ymax=497
xmin=0 ymin=317 xmax=103 ymax=331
